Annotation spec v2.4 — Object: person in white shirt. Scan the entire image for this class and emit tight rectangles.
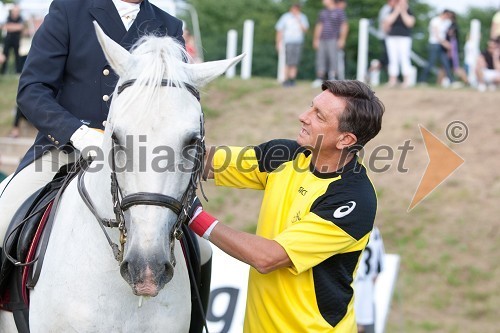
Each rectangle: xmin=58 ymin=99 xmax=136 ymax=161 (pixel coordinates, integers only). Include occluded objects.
xmin=368 ymin=0 xmax=397 ymax=85
xmin=420 ymin=10 xmax=454 ymax=84
xmin=275 ymin=3 xmax=309 ymax=87
xmin=354 ymin=226 xmax=385 ymax=333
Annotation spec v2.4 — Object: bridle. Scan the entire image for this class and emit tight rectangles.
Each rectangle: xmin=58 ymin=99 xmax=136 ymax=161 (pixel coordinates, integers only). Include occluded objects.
xmin=77 ymin=79 xmax=206 ymax=265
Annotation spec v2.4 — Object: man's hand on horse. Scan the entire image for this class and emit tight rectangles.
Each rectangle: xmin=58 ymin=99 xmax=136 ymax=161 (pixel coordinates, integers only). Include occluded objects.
xmin=186 ymin=196 xmax=219 ymax=240
xmin=70 ymin=125 xmax=104 ymax=158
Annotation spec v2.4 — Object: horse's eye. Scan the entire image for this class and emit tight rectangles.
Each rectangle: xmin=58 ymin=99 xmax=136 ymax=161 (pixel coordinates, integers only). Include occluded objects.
xmin=188 ymin=136 xmax=200 ymax=146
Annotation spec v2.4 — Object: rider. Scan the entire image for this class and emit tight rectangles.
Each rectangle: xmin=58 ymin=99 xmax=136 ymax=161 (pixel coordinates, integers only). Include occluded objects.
xmin=0 ymin=1 xmax=210 ymax=332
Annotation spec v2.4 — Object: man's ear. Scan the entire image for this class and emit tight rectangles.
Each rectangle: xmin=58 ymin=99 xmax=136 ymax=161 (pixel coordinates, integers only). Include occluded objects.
xmin=336 ymin=133 xmax=357 ymax=150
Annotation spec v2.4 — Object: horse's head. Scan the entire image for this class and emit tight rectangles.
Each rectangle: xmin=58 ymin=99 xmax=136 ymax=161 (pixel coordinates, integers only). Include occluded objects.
xmin=94 ymin=22 xmax=243 ymax=296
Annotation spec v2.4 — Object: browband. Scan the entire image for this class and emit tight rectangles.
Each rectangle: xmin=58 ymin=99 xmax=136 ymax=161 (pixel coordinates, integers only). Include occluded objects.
xmin=116 ymin=79 xmax=200 ymax=101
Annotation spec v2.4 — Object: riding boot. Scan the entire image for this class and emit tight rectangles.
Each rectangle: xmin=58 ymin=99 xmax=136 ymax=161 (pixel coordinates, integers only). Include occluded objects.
xmin=189 ymin=256 xmax=212 ymax=333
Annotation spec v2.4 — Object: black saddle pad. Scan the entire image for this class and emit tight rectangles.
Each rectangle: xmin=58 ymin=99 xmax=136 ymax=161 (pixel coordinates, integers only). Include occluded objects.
xmin=0 ymin=163 xmax=78 ymax=295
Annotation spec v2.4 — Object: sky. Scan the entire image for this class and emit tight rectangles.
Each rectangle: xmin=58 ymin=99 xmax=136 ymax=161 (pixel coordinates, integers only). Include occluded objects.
xmin=422 ymin=0 xmax=500 ymax=14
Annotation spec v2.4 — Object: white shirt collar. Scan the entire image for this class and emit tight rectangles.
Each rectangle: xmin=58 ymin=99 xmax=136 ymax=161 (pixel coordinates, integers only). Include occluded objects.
xmin=112 ymin=0 xmax=141 ymax=30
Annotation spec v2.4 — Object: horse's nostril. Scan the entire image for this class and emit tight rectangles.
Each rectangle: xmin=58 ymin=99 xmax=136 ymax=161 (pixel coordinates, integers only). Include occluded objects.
xmin=120 ymin=260 xmax=132 ymax=283
xmin=164 ymin=262 xmax=174 ymax=283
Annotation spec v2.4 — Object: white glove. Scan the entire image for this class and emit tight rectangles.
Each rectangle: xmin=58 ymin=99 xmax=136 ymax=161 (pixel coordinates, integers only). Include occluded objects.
xmin=70 ymin=125 xmax=104 ymax=157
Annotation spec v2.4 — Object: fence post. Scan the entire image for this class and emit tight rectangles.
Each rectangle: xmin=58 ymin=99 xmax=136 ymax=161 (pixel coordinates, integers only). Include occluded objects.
xmin=356 ymin=18 xmax=370 ymax=82
xmin=226 ymin=29 xmax=238 ymax=79
xmin=241 ymin=20 xmax=254 ymax=80
xmin=277 ymin=41 xmax=286 ymax=83
xmin=467 ymin=19 xmax=481 ymax=87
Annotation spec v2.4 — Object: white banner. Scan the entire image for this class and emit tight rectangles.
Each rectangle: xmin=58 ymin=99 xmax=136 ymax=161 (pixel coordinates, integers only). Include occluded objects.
xmin=207 ymin=246 xmax=249 ymax=333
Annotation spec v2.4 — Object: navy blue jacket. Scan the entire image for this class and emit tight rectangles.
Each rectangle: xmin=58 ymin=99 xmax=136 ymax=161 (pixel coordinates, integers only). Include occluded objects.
xmin=16 ymin=0 xmax=184 ymax=171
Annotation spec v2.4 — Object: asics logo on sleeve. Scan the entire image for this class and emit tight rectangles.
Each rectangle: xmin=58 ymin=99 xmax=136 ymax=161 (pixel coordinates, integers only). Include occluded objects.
xmin=333 ymin=201 xmax=356 ymax=218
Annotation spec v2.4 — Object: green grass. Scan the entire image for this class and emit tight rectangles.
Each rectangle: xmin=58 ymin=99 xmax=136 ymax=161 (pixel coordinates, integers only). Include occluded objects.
xmin=209 ymin=77 xmax=278 ymax=101
xmin=418 ymin=321 xmax=442 ymax=331
xmin=0 ymin=75 xmax=19 ymax=134
xmin=243 ymin=223 xmax=257 ymax=234
xmin=224 ymin=213 xmax=235 ymax=225
xmin=464 ymin=290 xmax=490 ymax=302
xmin=205 ymin=192 xmax=227 ymax=211
xmin=431 ymin=292 xmax=451 ymax=310
xmin=402 ymin=120 xmax=414 ymax=130
xmin=202 ymin=106 xmax=222 ymax=119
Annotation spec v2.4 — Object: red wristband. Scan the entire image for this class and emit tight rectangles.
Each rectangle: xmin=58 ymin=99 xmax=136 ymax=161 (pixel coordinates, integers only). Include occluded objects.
xmin=189 ymin=211 xmax=219 ymax=239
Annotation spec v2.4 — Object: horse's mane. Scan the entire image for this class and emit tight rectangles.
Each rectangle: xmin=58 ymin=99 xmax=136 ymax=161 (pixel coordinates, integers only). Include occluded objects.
xmin=112 ymin=35 xmax=194 ymax=116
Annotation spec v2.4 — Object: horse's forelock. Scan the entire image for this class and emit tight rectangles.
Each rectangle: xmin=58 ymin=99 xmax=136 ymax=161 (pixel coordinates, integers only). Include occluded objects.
xmin=112 ymin=35 xmax=196 ymax=121
xmin=131 ymin=35 xmax=190 ymax=86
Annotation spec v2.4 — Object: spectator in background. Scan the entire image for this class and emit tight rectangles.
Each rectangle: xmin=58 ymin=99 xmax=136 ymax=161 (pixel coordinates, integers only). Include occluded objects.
xmin=368 ymin=0 xmax=397 ymax=86
xmin=9 ymin=106 xmax=28 ymax=138
xmin=1 ymin=5 xmax=24 ymax=74
xmin=383 ymin=0 xmax=415 ymax=88
xmin=183 ymin=27 xmax=200 ymax=63
xmin=442 ymin=11 xmax=468 ymax=86
xmin=354 ymin=226 xmax=385 ymax=333
xmin=275 ymin=3 xmax=309 ymax=87
xmin=378 ymin=0 xmax=397 ymax=73
xmin=476 ymin=37 xmax=500 ymax=92
xmin=335 ymin=0 xmax=347 ymax=80
xmin=491 ymin=10 xmax=500 ymax=39
xmin=420 ymin=10 xmax=454 ymax=86
xmin=312 ymin=0 xmax=348 ymax=87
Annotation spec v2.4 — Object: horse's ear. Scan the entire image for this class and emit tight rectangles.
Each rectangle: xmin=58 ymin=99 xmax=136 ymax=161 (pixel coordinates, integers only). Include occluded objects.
xmin=93 ymin=21 xmax=130 ymax=77
xmin=185 ymin=54 xmax=245 ymax=87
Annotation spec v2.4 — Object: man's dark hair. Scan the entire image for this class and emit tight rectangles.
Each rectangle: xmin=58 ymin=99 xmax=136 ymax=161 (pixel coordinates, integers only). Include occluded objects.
xmin=321 ymin=80 xmax=385 ymax=149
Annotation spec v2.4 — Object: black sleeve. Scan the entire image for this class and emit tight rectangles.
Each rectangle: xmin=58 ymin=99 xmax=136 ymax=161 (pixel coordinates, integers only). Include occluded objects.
xmin=310 ymin=175 xmax=377 ymax=241
xmin=254 ymin=139 xmax=307 ymax=173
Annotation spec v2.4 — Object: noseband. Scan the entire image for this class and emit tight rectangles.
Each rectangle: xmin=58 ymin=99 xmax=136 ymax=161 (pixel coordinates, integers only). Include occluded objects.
xmin=78 ymin=79 xmax=205 ymax=264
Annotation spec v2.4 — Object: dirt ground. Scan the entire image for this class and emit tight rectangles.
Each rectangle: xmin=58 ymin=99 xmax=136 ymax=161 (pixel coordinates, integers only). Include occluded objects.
xmin=1 ymin=78 xmax=499 ymax=332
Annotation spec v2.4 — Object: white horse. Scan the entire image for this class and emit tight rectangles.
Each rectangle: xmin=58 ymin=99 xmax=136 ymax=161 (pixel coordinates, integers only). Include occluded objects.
xmin=0 ymin=23 xmax=243 ymax=332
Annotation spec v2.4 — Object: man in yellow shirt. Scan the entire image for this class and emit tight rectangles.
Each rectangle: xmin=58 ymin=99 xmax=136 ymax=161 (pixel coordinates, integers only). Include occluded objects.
xmin=188 ymin=80 xmax=385 ymax=332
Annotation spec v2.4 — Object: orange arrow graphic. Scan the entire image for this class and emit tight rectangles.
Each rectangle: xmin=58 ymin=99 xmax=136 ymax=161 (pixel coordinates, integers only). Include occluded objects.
xmin=408 ymin=125 xmax=465 ymax=211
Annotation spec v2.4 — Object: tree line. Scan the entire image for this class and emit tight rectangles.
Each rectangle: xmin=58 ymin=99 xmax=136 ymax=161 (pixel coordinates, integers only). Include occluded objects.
xmin=187 ymin=0 xmax=497 ymax=80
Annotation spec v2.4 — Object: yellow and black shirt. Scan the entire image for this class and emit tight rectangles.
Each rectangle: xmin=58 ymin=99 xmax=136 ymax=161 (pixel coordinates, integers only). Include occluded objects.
xmin=213 ymin=139 xmax=377 ymax=333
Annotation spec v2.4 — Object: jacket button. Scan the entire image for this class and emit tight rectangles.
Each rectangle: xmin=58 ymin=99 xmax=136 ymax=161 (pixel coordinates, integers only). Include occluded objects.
xmin=55 ymin=141 xmax=59 ymax=145
xmin=102 ymin=95 xmax=110 ymax=102
xmin=48 ymin=135 xmax=52 ymax=139
xmin=103 ymin=69 xmax=110 ymax=76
